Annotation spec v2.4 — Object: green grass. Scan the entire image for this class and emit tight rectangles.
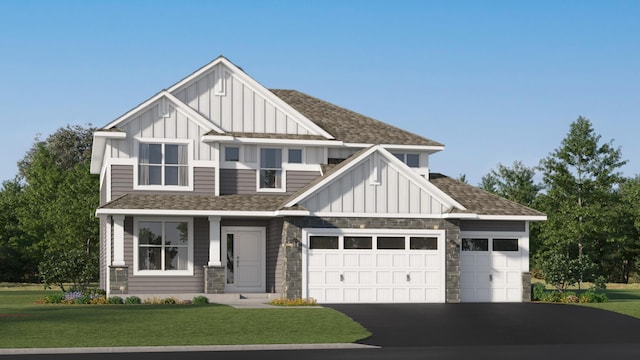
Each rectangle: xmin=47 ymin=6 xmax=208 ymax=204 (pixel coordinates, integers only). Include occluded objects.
xmin=579 ymin=289 xmax=640 ymax=319
xmin=0 ymin=290 xmax=370 ymax=348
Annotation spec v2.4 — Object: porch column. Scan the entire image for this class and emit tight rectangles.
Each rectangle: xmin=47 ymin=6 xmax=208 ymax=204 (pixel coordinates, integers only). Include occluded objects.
xmin=112 ymin=215 xmax=126 ymax=266
xmin=208 ymin=216 xmax=222 ymax=266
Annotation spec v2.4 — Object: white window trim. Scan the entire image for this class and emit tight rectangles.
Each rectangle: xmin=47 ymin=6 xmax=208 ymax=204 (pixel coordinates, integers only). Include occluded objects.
xmin=257 ymin=147 xmax=286 ymax=193
xmin=460 ymin=231 xmax=529 ymax=271
xmin=133 ymin=138 xmax=194 ymax=191
xmin=133 ymin=217 xmax=194 ymax=276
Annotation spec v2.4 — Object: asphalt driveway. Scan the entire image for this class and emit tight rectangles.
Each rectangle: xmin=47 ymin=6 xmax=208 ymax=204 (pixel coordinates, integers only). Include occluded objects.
xmin=328 ymin=303 xmax=640 ymax=347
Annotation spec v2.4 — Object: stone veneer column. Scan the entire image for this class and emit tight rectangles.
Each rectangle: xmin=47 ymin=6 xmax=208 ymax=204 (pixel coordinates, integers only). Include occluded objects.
xmin=204 ymin=266 xmax=225 ymax=294
xmin=109 ymin=266 xmax=128 ymax=294
xmin=522 ymin=272 xmax=532 ymax=302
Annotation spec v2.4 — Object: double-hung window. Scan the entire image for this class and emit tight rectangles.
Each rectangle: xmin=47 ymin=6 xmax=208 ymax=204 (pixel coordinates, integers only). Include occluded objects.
xmin=393 ymin=153 xmax=420 ymax=168
xmin=136 ymin=220 xmax=192 ymax=274
xmin=139 ymin=143 xmax=189 ymax=187
xmin=259 ymin=148 xmax=282 ymax=190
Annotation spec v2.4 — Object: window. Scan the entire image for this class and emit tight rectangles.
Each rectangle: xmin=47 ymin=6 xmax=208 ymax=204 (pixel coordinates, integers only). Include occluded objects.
xmin=259 ymin=148 xmax=282 ymax=189
xmin=309 ymin=236 xmax=338 ymax=249
xmin=410 ymin=237 xmax=438 ymax=250
xmin=137 ymin=220 xmax=190 ymax=272
xmin=344 ymin=236 xmax=372 ymax=249
xmin=288 ymin=149 xmax=302 ymax=164
xmin=493 ymin=239 xmax=519 ymax=252
xmin=139 ymin=143 xmax=188 ymax=186
xmin=461 ymin=238 xmax=489 ymax=251
xmin=393 ymin=153 xmax=420 ymax=168
xmin=377 ymin=237 xmax=405 ymax=249
xmin=225 ymin=146 xmax=239 ymax=162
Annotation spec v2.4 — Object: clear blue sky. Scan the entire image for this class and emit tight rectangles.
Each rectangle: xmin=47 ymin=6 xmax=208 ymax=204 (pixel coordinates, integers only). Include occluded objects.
xmin=1 ymin=0 xmax=638 ymax=186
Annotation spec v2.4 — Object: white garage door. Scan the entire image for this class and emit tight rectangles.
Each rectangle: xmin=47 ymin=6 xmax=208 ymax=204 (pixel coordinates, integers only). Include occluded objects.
xmin=303 ymin=230 xmax=446 ymax=303
xmin=460 ymin=236 xmax=524 ymax=302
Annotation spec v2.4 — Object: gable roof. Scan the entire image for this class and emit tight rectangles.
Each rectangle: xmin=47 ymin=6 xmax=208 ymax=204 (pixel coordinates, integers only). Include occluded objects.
xmin=270 ymin=89 xmax=444 ymax=148
xmin=429 ymin=173 xmax=546 ymax=219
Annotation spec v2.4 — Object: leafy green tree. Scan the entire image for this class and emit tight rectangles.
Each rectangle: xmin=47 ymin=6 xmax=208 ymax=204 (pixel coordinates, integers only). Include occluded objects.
xmin=609 ymin=176 xmax=640 ymax=282
xmin=535 ymin=117 xmax=627 ymax=284
xmin=479 ymin=161 xmax=541 ymax=207
xmin=0 ymin=179 xmax=38 ymax=281
xmin=13 ymin=125 xmax=100 ymax=287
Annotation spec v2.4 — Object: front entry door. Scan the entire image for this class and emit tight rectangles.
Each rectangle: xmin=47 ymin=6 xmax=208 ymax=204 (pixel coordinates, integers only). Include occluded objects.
xmin=222 ymin=227 xmax=265 ymax=292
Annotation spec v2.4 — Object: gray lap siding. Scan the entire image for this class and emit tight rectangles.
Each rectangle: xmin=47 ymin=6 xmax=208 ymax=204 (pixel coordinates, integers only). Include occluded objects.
xmin=220 ymin=168 xmax=321 ymax=195
xmin=111 ymin=165 xmax=215 ymax=199
xmin=122 ymin=216 xmax=208 ymax=293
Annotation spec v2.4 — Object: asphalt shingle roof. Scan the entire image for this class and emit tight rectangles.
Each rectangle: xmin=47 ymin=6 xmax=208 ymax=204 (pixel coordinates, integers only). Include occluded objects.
xmin=101 ymin=194 xmax=291 ymax=212
xmin=270 ymin=89 xmax=444 ymax=147
xmin=429 ymin=173 xmax=545 ymax=217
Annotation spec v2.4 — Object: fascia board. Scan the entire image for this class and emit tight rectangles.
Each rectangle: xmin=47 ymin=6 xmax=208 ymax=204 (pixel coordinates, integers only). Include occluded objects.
xmin=95 ymin=209 xmax=277 ymax=217
xmin=202 ymin=135 xmax=343 ymax=147
xmin=343 ymin=143 xmax=445 ymax=153
xmin=283 ymin=145 xmax=379 ymax=207
xmin=102 ymin=91 xmax=166 ymax=129
xmin=442 ymin=213 xmax=548 ymax=221
xmin=375 ymin=146 xmax=467 ymax=211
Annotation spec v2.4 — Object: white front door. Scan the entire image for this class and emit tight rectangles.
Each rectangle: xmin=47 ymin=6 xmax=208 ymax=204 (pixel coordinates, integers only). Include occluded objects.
xmin=222 ymin=227 xmax=265 ymax=293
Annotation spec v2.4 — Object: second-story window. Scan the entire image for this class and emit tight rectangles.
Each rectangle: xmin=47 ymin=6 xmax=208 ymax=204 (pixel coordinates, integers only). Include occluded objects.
xmin=259 ymin=148 xmax=282 ymax=189
xmin=393 ymin=153 xmax=420 ymax=168
xmin=139 ymin=143 xmax=188 ymax=186
xmin=225 ymin=146 xmax=240 ymax=162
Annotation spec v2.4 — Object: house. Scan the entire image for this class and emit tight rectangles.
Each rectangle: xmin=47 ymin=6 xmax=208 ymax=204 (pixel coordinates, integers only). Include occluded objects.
xmin=90 ymin=56 xmax=546 ymax=303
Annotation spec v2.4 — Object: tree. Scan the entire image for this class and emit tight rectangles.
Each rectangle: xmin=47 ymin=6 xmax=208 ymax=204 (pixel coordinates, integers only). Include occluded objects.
xmin=0 ymin=179 xmax=38 ymax=281
xmin=12 ymin=125 xmax=100 ymax=287
xmin=535 ymin=117 xmax=627 ymax=284
xmin=479 ymin=161 xmax=541 ymax=207
xmin=609 ymin=176 xmax=640 ymax=282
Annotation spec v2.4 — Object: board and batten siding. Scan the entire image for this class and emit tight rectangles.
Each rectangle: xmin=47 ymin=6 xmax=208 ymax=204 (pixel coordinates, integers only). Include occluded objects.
xmin=300 ymin=157 xmax=447 ymax=215
xmin=173 ymin=63 xmax=313 ymax=136
xmin=123 ymin=217 xmax=208 ymax=293
xmin=108 ymin=101 xmax=214 ymax=162
xmin=110 ymin=165 xmax=215 ymax=199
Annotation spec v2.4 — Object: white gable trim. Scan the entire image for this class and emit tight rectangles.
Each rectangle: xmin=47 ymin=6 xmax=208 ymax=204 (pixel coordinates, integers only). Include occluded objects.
xmin=167 ymin=56 xmax=335 ymax=140
xmin=283 ymin=145 xmax=465 ymax=211
xmin=90 ymin=131 xmax=127 ymax=174
xmin=202 ymin=134 xmax=343 ymax=147
xmin=102 ymin=91 xmax=225 ymax=134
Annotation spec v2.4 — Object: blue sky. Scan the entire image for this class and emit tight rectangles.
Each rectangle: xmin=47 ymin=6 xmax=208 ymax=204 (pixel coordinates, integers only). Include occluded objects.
xmin=1 ymin=0 xmax=638 ymax=185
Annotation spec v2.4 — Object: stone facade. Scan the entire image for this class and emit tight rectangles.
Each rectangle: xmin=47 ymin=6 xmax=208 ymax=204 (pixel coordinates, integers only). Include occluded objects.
xmin=109 ymin=266 xmax=129 ymax=294
xmin=522 ymin=272 xmax=532 ymax=302
xmin=204 ymin=266 xmax=226 ymax=294
xmin=281 ymin=216 xmax=462 ymax=302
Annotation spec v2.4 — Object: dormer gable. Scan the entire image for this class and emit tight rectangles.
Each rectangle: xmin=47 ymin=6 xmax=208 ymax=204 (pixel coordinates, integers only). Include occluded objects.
xmin=284 ymin=145 xmax=465 ymax=216
xmin=167 ymin=56 xmax=334 ymax=139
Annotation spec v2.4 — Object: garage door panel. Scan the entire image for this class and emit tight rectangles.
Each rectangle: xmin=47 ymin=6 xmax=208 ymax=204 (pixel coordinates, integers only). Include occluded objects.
xmin=376 ymin=254 xmax=392 ymax=267
xmin=306 ymin=232 xmax=445 ymax=303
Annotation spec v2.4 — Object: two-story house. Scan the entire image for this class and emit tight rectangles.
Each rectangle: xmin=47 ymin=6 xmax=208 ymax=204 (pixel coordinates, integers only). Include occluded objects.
xmin=91 ymin=56 xmax=545 ymax=303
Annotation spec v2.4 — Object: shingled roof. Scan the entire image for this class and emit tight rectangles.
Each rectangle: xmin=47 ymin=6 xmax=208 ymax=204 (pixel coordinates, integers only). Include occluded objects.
xmin=429 ymin=173 xmax=545 ymax=217
xmin=101 ymin=193 xmax=291 ymax=212
xmin=270 ymin=89 xmax=443 ymax=147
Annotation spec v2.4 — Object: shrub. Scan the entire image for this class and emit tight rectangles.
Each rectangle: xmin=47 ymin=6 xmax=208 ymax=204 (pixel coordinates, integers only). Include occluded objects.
xmin=161 ymin=297 xmax=177 ymax=305
xmin=108 ymin=296 xmax=124 ymax=304
xmin=531 ymin=283 xmax=546 ymax=301
xmin=89 ymin=296 xmax=109 ymax=305
xmin=125 ymin=296 xmax=141 ymax=304
xmin=192 ymin=296 xmax=209 ymax=304
xmin=561 ymin=292 xmax=579 ymax=303
xmin=542 ymin=291 xmax=563 ymax=303
xmin=36 ymin=293 xmax=65 ymax=304
xmin=269 ymin=297 xmax=318 ymax=306
xmin=579 ymin=291 xmax=608 ymax=303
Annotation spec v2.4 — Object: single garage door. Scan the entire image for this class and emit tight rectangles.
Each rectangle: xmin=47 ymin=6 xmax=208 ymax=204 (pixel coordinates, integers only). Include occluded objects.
xmin=303 ymin=230 xmax=446 ymax=303
xmin=460 ymin=236 xmax=524 ymax=302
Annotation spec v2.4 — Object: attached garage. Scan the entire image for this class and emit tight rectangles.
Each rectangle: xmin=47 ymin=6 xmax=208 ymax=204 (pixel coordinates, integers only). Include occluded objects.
xmin=302 ymin=229 xmax=446 ymax=303
xmin=460 ymin=232 xmax=529 ymax=302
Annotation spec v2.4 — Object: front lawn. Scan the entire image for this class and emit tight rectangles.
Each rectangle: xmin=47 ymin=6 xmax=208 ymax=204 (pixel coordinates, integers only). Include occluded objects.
xmin=578 ymin=289 xmax=640 ymax=319
xmin=0 ymin=290 xmax=370 ymax=348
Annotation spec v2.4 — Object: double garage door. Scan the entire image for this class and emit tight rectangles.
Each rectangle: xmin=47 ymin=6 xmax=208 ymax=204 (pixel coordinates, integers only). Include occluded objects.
xmin=303 ymin=230 xmax=446 ymax=303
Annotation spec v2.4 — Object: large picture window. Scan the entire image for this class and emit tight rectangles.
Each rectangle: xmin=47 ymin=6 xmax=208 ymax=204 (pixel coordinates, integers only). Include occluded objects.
xmin=137 ymin=220 xmax=191 ymax=273
xmin=259 ymin=148 xmax=282 ymax=189
xmin=139 ymin=143 xmax=188 ymax=186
